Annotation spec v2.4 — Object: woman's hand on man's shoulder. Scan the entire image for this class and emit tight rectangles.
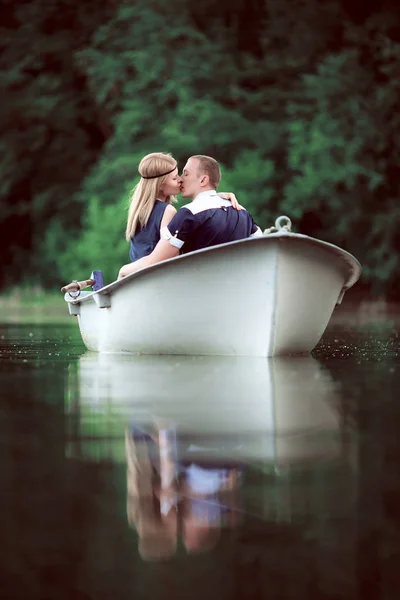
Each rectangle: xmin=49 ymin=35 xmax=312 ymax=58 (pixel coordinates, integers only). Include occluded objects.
xmin=219 ymin=192 xmax=244 ymax=211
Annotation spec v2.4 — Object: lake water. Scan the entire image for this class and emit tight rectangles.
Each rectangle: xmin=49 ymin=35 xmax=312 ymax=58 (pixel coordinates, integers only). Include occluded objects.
xmin=0 ymin=314 xmax=399 ymax=600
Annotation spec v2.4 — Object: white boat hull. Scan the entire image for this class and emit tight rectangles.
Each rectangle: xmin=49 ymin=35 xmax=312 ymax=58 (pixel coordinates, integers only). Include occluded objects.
xmin=65 ymin=233 xmax=361 ymax=357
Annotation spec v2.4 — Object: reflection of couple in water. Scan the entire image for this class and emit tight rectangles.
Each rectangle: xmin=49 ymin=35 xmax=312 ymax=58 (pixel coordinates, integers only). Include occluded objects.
xmin=125 ymin=423 xmax=242 ymax=561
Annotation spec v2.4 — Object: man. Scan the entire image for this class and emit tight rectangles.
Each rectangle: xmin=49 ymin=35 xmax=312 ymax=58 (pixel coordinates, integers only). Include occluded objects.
xmin=118 ymin=155 xmax=262 ymax=279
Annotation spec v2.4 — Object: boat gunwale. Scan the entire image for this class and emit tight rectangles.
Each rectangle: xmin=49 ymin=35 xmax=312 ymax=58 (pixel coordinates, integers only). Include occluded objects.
xmin=64 ymin=232 xmax=362 ymax=305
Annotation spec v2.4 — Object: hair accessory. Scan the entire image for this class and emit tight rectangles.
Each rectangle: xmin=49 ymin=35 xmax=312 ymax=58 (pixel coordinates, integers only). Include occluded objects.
xmin=141 ymin=166 xmax=177 ymax=179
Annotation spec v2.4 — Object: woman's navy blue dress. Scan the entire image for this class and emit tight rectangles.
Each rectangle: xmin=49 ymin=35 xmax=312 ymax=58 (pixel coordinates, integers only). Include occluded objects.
xmin=129 ymin=200 xmax=168 ymax=262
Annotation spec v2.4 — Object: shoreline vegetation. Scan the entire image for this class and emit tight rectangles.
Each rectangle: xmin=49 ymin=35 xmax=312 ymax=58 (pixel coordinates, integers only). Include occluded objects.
xmin=1 ymin=1 xmax=400 ymax=298
xmin=0 ymin=287 xmax=70 ymax=324
xmin=0 ymin=287 xmax=398 ymax=326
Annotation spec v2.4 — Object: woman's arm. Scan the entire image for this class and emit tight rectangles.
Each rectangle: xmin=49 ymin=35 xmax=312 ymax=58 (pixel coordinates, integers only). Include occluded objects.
xmin=219 ymin=192 xmax=243 ymax=211
xmin=160 ymin=204 xmax=177 ymax=231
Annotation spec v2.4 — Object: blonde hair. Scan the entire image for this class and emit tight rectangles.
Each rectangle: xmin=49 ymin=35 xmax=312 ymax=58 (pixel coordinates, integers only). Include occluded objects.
xmin=125 ymin=153 xmax=178 ymax=241
xmin=190 ymin=155 xmax=221 ymax=189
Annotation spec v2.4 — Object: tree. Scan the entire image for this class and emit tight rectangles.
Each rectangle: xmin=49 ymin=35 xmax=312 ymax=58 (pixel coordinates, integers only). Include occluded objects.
xmin=0 ymin=0 xmax=112 ymax=287
xmin=2 ymin=0 xmax=400 ymax=296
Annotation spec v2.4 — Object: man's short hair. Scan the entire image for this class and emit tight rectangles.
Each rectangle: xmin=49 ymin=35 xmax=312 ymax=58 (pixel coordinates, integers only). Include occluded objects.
xmin=190 ymin=155 xmax=221 ymax=189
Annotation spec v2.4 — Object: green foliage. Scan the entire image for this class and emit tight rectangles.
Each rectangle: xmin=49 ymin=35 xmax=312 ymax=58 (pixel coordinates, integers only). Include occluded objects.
xmin=0 ymin=0 xmax=112 ymax=286
xmin=1 ymin=0 xmax=400 ymax=297
xmin=220 ymin=151 xmax=276 ymax=225
xmin=42 ymin=193 xmax=130 ymax=286
xmin=282 ymin=22 xmax=400 ymax=292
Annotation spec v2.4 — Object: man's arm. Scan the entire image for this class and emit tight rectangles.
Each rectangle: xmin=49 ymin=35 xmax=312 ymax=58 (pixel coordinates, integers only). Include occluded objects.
xmin=118 ymin=239 xmax=179 ymax=279
xmin=250 ymin=225 xmax=263 ymax=238
xmin=249 ymin=214 xmax=263 ymax=238
xmin=118 ymin=207 xmax=194 ymax=280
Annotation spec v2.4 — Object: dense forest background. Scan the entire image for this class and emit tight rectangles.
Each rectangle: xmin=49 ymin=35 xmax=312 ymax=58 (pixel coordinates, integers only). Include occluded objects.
xmin=1 ymin=0 xmax=400 ymax=297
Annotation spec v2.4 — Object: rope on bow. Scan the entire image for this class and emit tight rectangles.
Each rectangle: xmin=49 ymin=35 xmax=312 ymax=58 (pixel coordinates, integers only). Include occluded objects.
xmin=263 ymin=215 xmax=292 ymax=235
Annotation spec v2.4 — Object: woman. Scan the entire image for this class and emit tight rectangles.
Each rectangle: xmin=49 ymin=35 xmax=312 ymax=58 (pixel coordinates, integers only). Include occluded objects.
xmin=126 ymin=152 xmax=180 ymax=263
xmin=126 ymin=152 xmax=241 ymax=263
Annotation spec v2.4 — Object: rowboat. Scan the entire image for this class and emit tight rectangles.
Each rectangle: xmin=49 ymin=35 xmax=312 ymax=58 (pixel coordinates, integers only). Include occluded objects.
xmin=63 ymin=217 xmax=361 ymax=356
xmin=66 ymin=353 xmax=348 ymax=466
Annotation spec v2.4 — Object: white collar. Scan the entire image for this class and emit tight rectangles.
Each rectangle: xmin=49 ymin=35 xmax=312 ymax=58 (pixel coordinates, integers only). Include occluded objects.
xmin=192 ymin=190 xmax=219 ymax=202
xmin=183 ymin=190 xmax=231 ymax=215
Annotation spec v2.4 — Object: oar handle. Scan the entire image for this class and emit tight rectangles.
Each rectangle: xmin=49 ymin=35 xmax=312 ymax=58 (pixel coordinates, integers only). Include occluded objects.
xmin=61 ymin=278 xmax=95 ymax=293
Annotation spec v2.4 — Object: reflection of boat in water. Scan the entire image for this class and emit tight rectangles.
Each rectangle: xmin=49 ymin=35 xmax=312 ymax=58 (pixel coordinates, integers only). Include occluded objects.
xmin=66 ymin=352 xmax=345 ymax=466
xmin=66 ymin=353 xmax=356 ymax=563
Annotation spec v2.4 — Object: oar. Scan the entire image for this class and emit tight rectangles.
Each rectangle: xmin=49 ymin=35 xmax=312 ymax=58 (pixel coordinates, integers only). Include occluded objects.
xmin=61 ymin=278 xmax=94 ymax=294
xmin=61 ymin=270 xmax=104 ymax=294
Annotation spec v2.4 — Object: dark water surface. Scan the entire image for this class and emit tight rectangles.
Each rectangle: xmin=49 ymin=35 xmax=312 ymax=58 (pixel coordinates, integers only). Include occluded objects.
xmin=0 ymin=316 xmax=399 ymax=600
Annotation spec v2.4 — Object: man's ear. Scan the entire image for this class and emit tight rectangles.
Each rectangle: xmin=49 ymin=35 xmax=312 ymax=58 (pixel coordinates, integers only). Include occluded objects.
xmin=200 ymin=174 xmax=209 ymax=187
